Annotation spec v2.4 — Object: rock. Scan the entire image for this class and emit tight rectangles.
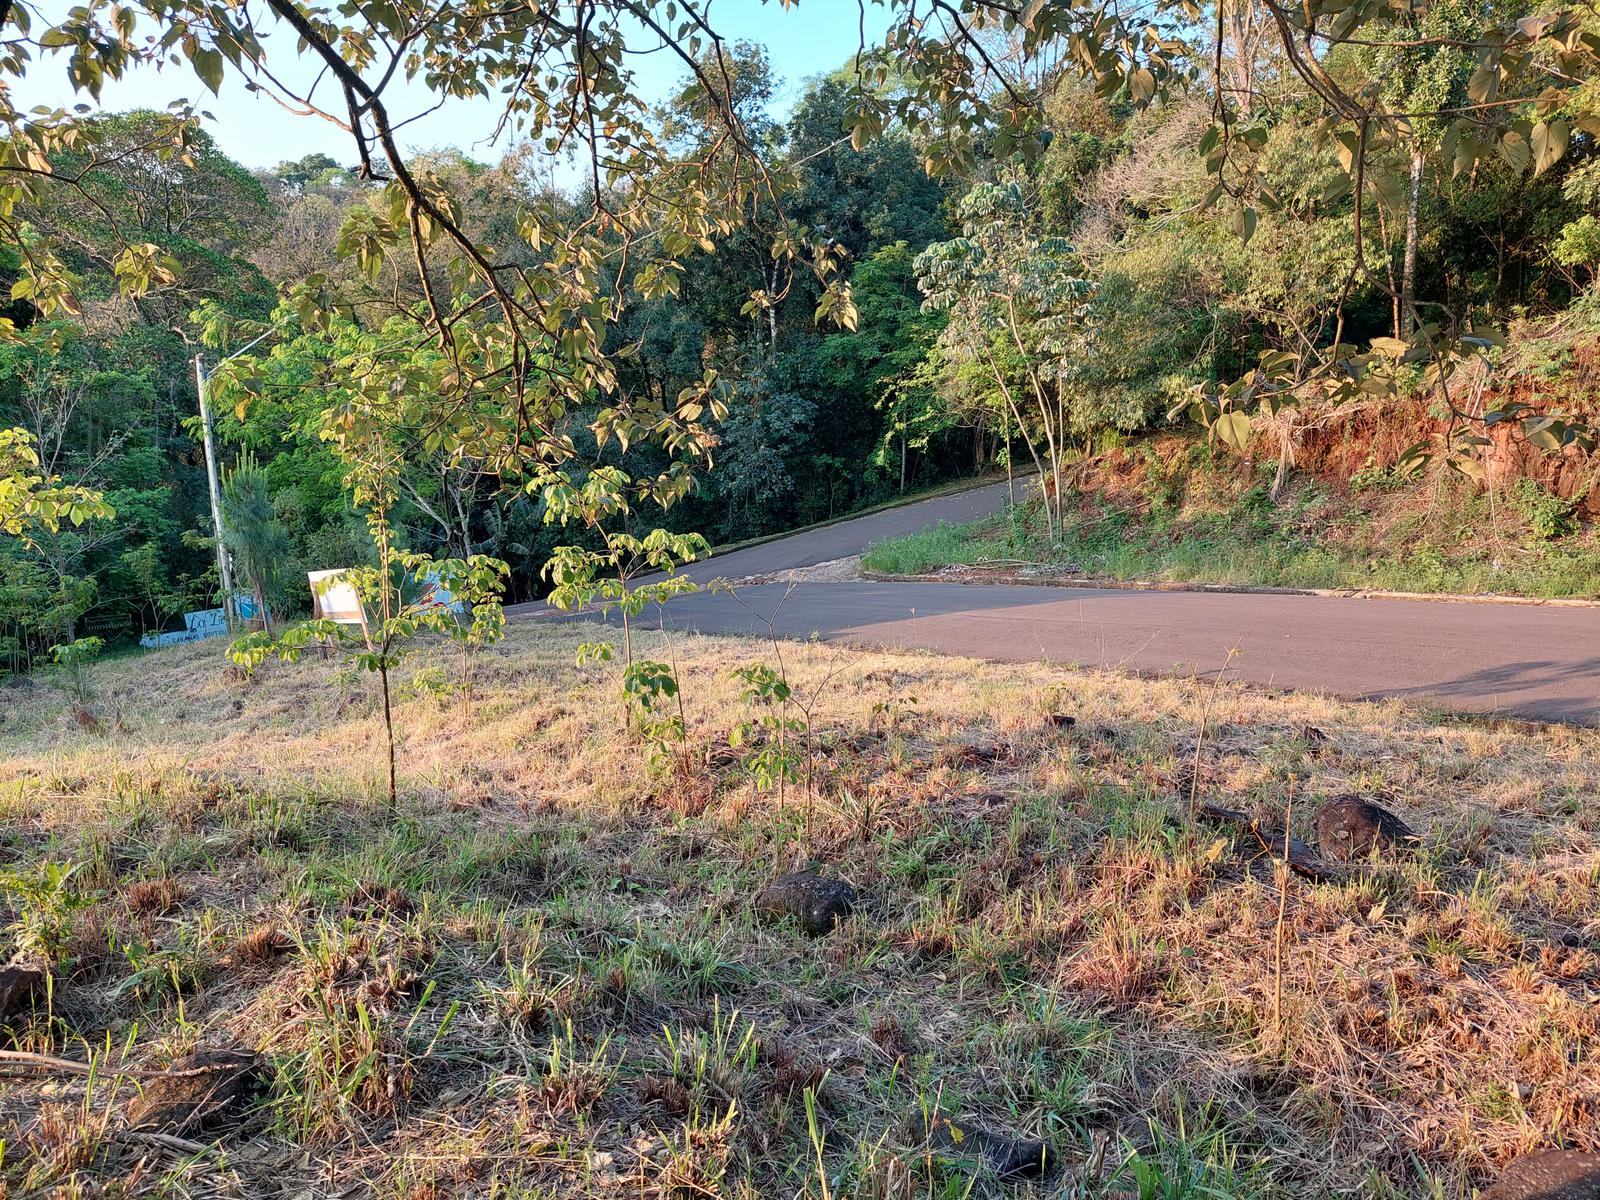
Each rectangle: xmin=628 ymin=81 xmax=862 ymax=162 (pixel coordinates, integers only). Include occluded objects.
xmin=755 ymin=872 xmax=856 ymax=936
xmin=1314 ymin=796 xmax=1418 ymax=862
xmin=1482 ymin=1151 xmax=1600 ymax=1200
xmin=1046 ymin=714 xmax=1076 ymax=729
xmin=126 ymin=1047 xmax=263 ymax=1137
xmin=926 ymin=1115 xmax=1052 ymax=1180
xmin=0 ymin=963 xmax=45 ymax=1026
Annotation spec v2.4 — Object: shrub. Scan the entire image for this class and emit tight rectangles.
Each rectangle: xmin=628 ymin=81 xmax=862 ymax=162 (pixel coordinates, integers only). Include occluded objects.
xmin=1508 ymin=478 xmax=1578 ymax=541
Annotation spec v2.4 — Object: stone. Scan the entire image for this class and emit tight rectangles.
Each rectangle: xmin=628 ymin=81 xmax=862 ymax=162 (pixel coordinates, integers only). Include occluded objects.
xmin=126 ymin=1047 xmax=263 ymax=1137
xmin=926 ymin=1115 xmax=1052 ymax=1180
xmin=1314 ymin=796 xmax=1418 ymax=861
xmin=755 ymin=872 xmax=856 ymax=936
xmin=1482 ymin=1151 xmax=1600 ymax=1200
xmin=0 ymin=963 xmax=45 ymax=1026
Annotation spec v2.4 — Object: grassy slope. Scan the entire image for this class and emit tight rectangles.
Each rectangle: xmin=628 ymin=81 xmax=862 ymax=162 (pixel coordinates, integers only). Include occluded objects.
xmin=863 ymin=440 xmax=1600 ymax=598
xmin=1 ymin=622 xmax=1597 ymax=1197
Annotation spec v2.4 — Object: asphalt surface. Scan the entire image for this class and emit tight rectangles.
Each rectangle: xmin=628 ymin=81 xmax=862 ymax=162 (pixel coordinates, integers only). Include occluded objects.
xmin=667 ymin=476 xmax=1022 ymax=583
xmin=512 ymin=478 xmax=1600 ymax=725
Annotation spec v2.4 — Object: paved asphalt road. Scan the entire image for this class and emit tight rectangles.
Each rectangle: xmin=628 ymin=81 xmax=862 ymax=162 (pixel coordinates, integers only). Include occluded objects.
xmin=666 ymin=476 xmax=1022 ymax=583
xmin=511 ymin=478 xmax=1600 ymax=725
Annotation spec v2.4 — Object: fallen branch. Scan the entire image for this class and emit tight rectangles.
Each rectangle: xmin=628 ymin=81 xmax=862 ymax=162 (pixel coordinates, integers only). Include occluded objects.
xmin=0 ymin=1049 xmax=240 ymax=1081
xmin=122 ymin=1129 xmax=211 ymax=1155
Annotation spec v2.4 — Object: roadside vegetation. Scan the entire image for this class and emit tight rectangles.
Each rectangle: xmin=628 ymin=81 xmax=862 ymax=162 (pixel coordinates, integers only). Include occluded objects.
xmin=866 ymin=306 xmax=1600 ymax=598
xmin=2 ymin=623 xmax=1596 ymax=1196
xmin=865 ymin=448 xmax=1600 ymax=598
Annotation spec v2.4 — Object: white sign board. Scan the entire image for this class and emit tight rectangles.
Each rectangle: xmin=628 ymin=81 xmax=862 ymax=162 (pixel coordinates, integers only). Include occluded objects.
xmin=307 ymin=570 xmax=365 ymax=626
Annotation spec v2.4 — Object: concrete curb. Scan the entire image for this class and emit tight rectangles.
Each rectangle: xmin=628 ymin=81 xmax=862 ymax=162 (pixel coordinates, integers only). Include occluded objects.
xmin=858 ymin=569 xmax=1600 ymax=609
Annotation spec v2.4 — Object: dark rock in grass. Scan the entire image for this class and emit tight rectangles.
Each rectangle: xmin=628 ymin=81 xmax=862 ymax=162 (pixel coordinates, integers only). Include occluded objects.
xmin=126 ymin=1047 xmax=263 ymax=1137
xmin=755 ymin=872 xmax=856 ymax=937
xmin=1314 ymin=796 xmax=1418 ymax=862
xmin=0 ymin=962 xmax=45 ymax=1026
xmin=926 ymin=1115 xmax=1053 ymax=1180
xmin=1297 ymin=725 xmax=1330 ymax=754
xmin=1482 ymin=1151 xmax=1600 ymax=1200
xmin=1046 ymin=713 xmax=1076 ymax=729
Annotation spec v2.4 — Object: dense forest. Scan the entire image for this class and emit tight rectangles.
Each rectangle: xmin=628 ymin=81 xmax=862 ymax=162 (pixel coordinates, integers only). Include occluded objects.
xmin=5 ymin=1 xmax=1600 ymax=672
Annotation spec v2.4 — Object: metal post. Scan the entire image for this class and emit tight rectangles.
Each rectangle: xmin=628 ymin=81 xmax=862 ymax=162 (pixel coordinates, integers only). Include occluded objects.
xmin=194 ymin=353 xmax=235 ymax=627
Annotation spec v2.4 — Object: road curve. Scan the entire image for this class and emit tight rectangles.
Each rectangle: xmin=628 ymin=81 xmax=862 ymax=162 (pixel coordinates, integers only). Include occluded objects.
xmin=664 ymin=476 xmax=1022 ymax=584
xmin=509 ymin=480 xmax=1600 ymax=725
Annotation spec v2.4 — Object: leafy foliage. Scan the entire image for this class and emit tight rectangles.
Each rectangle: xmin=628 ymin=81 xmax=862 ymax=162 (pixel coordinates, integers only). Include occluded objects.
xmin=0 ymin=427 xmax=114 ymax=541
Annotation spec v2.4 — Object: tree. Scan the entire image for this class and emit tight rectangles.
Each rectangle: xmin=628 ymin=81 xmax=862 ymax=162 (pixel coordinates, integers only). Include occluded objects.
xmin=817 ymin=243 xmax=952 ymax=492
xmin=917 ymin=178 xmax=1093 ymax=540
xmin=21 ymin=111 xmax=277 ymax=329
xmin=5 ymin=0 xmax=1600 ymax=598
xmin=221 ymin=452 xmax=288 ymax=634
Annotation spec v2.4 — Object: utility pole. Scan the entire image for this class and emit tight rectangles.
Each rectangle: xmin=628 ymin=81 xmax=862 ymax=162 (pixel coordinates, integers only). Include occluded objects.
xmin=193 ymin=330 xmax=273 ymax=629
xmin=195 ymin=353 xmax=236 ymax=627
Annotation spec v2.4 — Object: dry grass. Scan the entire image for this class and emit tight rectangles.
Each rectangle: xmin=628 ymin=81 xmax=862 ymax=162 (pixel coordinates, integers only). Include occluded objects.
xmin=0 ymin=617 xmax=1596 ymax=1198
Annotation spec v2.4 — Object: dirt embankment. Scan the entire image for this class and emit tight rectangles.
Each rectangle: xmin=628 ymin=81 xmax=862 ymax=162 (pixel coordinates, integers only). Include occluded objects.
xmin=1066 ymin=333 xmax=1600 ymax=517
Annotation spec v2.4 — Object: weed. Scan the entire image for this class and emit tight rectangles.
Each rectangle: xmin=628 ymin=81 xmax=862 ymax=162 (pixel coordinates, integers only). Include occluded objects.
xmin=1508 ymin=478 xmax=1578 ymax=541
xmin=0 ymin=859 xmax=89 ymax=966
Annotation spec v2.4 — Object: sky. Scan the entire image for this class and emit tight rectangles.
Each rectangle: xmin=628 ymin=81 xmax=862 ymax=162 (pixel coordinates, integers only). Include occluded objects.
xmin=15 ymin=0 xmax=894 ymax=172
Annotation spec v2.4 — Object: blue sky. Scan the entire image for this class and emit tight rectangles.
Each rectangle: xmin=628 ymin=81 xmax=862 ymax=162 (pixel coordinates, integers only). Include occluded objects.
xmin=16 ymin=0 xmax=893 ymax=170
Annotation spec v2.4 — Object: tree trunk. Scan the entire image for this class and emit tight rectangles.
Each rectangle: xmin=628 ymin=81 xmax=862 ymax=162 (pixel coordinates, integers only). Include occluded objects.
xmin=256 ymin=583 xmax=273 ymax=638
xmin=1225 ymin=0 xmax=1262 ymax=116
xmin=378 ymin=656 xmax=397 ymax=809
xmin=1003 ymin=405 xmax=1014 ymax=507
xmin=1401 ymin=143 xmax=1423 ymax=336
xmin=979 ymin=344 xmax=1052 ymax=542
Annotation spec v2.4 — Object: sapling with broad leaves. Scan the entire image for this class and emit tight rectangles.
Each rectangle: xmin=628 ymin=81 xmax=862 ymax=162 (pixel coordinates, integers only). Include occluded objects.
xmin=50 ymin=635 xmax=103 ymax=708
xmin=230 ymin=548 xmax=507 ymax=808
xmin=714 ymin=584 xmax=851 ymax=849
xmin=229 ymin=485 xmax=509 ymax=809
xmin=730 ymin=661 xmax=805 ymax=808
xmin=542 ymin=464 xmax=709 ymax=768
xmin=429 ymin=554 xmax=511 ymax=722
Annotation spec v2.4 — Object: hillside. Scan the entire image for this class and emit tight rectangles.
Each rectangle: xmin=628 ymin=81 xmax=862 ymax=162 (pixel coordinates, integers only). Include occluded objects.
xmin=1 ymin=622 xmax=1596 ymax=1196
xmin=866 ymin=323 xmax=1600 ymax=600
